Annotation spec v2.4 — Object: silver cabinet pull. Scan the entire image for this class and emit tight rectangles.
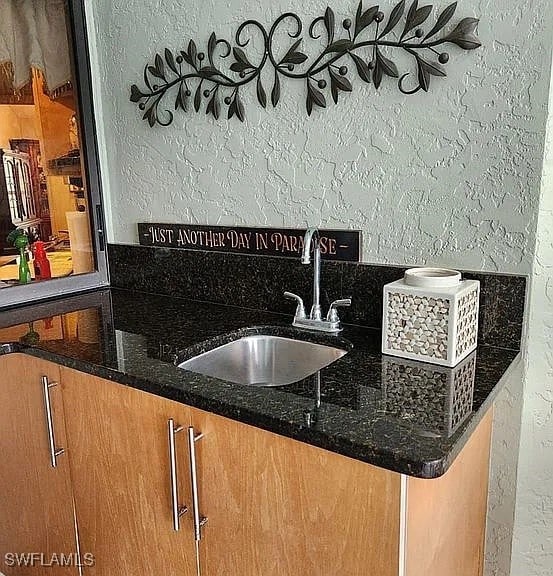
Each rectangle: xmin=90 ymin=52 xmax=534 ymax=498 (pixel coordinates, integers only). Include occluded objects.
xmin=187 ymin=427 xmax=208 ymax=541
xmin=41 ymin=376 xmax=65 ymax=468
xmin=168 ymin=419 xmax=189 ymax=531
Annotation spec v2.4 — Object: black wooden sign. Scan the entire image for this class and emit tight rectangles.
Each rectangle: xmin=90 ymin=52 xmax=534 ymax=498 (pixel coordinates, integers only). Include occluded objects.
xmin=138 ymin=223 xmax=361 ymax=262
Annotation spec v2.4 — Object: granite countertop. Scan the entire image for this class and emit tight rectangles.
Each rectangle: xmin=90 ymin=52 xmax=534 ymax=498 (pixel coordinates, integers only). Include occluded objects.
xmin=0 ymin=287 xmax=520 ymax=478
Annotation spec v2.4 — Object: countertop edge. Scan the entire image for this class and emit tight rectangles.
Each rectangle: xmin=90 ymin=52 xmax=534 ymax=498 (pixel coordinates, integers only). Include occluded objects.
xmin=420 ymin=351 xmax=523 ymax=478
xmin=1 ymin=342 xmax=522 ymax=480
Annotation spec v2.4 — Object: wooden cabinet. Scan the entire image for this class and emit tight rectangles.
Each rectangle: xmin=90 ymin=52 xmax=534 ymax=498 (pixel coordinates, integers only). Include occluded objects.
xmin=190 ymin=405 xmax=491 ymax=576
xmin=59 ymin=367 xmax=198 ymax=576
xmin=406 ymin=409 xmax=492 ymax=576
xmin=192 ymin=408 xmax=400 ymax=576
xmin=60 ymin=368 xmax=401 ymax=576
xmin=0 ymin=358 xmax=492 ymax=576
xmin=0 ymin=354 xmax=77 ymax=575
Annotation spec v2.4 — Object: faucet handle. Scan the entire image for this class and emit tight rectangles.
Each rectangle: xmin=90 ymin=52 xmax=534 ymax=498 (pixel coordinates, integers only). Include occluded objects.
xmin=326 ymin=298 xmax=352 ymax=322
xmin=284 ymin=292 xmax=306 ymax=320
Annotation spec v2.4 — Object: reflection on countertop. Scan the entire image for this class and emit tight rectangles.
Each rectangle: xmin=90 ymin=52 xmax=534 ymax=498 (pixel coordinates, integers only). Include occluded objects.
xmin=0 ymin=288 xmax=520 ymax=478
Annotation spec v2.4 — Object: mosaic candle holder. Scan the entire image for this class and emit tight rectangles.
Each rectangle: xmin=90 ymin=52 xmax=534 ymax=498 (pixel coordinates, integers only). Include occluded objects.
xmin=381 ymin=353 xmax=477 ymax=437
xmin=382 ymin=268 xmax=480 ymax=367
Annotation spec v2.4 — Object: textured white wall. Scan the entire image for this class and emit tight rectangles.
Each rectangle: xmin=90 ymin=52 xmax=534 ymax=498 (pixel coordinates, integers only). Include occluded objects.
xmin=486 ymin=360 xmax=525 ymax=576
xmin=87 ymin=2 xmax=553 ymax=575
xmin=90 ymin=0 xmax=552 ymax=273
xmin=510 ymin=56 xmax=553 ymax=576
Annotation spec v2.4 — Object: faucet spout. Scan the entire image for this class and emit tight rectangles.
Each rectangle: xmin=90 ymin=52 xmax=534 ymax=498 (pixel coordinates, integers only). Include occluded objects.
xmin=301 ymin=228 xmax=318 ymax=264
xmin=302 ymin=228 xmax=321 ymax=320
xmin=283 ymin=227 xmax=351 ymax=332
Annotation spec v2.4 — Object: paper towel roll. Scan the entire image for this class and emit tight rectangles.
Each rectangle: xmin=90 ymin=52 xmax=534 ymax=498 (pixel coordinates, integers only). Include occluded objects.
xmin=77 ymin=308 xmax=100 ymax=344
xmin=66 ymin=211 xmax=94 ymax=274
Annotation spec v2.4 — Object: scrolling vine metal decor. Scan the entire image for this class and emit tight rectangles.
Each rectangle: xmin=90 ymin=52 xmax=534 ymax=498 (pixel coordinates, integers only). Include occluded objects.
xmin=130 ymin=0 xmax=481 ymax=126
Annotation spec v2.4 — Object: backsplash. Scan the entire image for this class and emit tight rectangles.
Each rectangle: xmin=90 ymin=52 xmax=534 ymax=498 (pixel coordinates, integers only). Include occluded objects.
xmin=108 ymin=243 xmax=526 ymax=351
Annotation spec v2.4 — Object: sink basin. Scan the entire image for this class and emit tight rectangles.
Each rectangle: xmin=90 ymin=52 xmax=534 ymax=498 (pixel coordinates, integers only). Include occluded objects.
xmin=177 ymin=335 xmax=347 ymax=386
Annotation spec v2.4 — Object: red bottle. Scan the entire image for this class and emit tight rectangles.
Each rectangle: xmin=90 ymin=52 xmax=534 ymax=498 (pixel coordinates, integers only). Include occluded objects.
xmin=33 ymin=241 xmax=52 ymax=280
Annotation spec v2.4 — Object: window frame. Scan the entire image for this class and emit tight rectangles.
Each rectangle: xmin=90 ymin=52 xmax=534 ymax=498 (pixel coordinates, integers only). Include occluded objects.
xmin=0 ymin=0 xmax=109 ymax=310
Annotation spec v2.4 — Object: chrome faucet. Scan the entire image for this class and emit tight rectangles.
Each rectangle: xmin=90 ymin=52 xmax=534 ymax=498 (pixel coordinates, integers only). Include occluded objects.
xmin=302 ymin=228 xmax=322 ymax=320
xmin=284 ymin=227 xmax=351 ymax=333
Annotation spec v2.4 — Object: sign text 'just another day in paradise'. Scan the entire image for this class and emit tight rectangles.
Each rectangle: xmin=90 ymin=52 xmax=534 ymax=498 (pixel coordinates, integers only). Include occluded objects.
xmin=138 ymin=224 xmax=361 ymax=262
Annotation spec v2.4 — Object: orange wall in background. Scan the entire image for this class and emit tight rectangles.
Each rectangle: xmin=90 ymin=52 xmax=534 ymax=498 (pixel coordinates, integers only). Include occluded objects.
xmin=0 ymin=105 xmax=40 ymax=149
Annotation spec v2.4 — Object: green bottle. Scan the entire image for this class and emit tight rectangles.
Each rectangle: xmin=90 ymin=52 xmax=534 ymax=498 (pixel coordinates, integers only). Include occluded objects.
xmin=7 ymin=230 xmax=31 ymax=284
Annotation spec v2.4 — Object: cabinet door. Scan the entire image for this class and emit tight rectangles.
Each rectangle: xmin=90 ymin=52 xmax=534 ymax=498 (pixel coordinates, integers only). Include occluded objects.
xmin=0 ymin=354 xmax=77 ymax=576
xmin=60 ymin=367 xmax=198 ymax=576
xmin=191 ymin=408 xmax=400 ymax=576
xmin=406 ymin=409 xmax=493 ymax=576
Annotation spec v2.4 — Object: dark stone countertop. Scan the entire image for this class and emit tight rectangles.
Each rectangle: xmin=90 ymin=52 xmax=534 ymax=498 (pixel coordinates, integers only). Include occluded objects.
xmin=0 ymin=287 xmax=520 ymax=479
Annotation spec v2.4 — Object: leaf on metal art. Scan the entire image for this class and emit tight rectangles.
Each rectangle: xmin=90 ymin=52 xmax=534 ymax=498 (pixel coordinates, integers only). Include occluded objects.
xmin=175 ymin=82 xmax=189 ymax=111
xmin=198 ymin=66 xmax=220 ymax=78
xmin=350 ymin=53 xmax=372 ymax=83
xmin=235 ymin=93 xmax=245 ymax=122
xmin=378 ymin=0 xmax=406 ymax=39
xmin=329 ymin=68 xmax=353 ymax=92
xmin=403 ymin=0 xmax=419 ymax=36
xmin=233 ymin=47 xmax=251 ymax=65
xmin=271 ymin=71 xmax=280 ymax=107
xmin=188 ymin=40 xmax=198 ymax=67
xmin=424 ymin=1 xmax=457 ymax=39
xmin=180 ymin=50 xmax=192 ymax=67
xmin=355 ymin=3 xmax=379 ymax=38
xmin=417 ymin=60 xmax=430 ymax=91
xmin=331 ymin=81 xmax=339 ymax=104
xmin=324 ymin=7 xmax=336 ymax=44
xmin=194 ymin=83 xmax=202 ymax=112
xmin=231 ymin=47 xmax=254 ymax=72
xmin=373 ymin=61 xmax=383 ymax=89
xmin=130 ymin=84 xmax=144 ymax=102
xmin=208 ymin=33 xmax=217 ymax=65
xmin=228 ymin=92 xmax=245 ymax=121
xmin=443 ymin=17 xmax=481 ymax=49
xmin=419 ymin=57 xmax=446 ymax=77
xmin=130 ymin=1 xmax=482 ymax=125
xmin=307 ymin=81 xmax=326 ymax=113
xmin=401 ymin=1 xmax=432 ymax=39
xmin=155 ymin=54 xmax=165 ymax=77
xmin=257 ymin=77 xmax=267 ymax=108
xmin=280 ymin=40 xmax=308 ymax=65
xmin=324 ymin=39 xmax=354 ymax=54
xmin=206 ymin=92 xmax=220 ymax=119
xmin=165 ymin=49 xmax=177 ymax=74
xmin=147 ymin=65 xmax=164 ymax=80
xmin=376 ymin=47 xmax=399 ymax=78
xmin=306 ymin=92 xmax=313 ymax=115
xmin=143 ymin=103 xmax=157 ymax=127
xmin=229 ymin=62 xmax=250 ymax=73
xmin=228 ymin=98 xmax=236 ymax=120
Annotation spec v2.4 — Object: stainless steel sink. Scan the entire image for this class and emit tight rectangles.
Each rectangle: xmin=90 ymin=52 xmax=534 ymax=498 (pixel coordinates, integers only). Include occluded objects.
xmin=177 ymin=335 xmax=347 ymax=386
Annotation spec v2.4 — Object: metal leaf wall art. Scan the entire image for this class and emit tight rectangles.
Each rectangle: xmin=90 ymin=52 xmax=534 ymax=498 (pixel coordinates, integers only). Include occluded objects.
xmin=130 ymin=0 xmax=481 ymax=126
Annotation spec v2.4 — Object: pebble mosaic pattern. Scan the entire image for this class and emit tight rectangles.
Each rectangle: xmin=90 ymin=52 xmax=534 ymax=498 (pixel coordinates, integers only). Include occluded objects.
xmin=382 ymin=354 xmax=476 ymax=436
xmin=450 ymin=355 xmax=477 ymax=433
xmin=455 ymin=288 xmax=479 ymax=358
xmin=382 ymin=361 xmax=448 ymax=433
xmin=386 ymin=292 xmax=450 ymax=360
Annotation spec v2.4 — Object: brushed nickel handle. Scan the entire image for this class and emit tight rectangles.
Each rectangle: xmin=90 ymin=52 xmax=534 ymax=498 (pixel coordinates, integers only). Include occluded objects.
xmin=41 ymin=376 xmax=64 ymax=468
xmin=168 ymin=419 xmax=188 ymax=531
xmin=326 ymin=297 xmax=352 ymax=322
xmin=284 ymin=291 xmax=306 ymax=320
xmin=187 ymin=427 xmax=208 ymax=541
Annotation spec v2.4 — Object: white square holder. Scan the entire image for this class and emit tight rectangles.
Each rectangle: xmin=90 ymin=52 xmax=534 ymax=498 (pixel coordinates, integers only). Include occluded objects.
xmin=382 ymin=268 xmax=480 ymax=367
